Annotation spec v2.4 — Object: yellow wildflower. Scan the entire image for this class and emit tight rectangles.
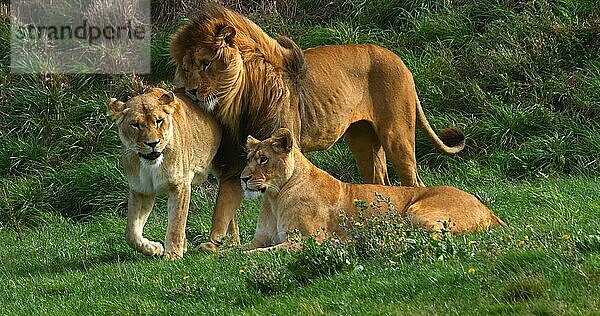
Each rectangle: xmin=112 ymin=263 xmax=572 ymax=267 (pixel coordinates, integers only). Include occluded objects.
xmin=518 ymin=240 xmax=525 ymax=248
xmin=467 ymin=267 xmax=476 ymax=275
xmin=182 ymin=275 xmax=191 ymax=282
xmin=561 ymin=234 xmax=571 ymax=240
xmin=239 ymin=269 xmax=245 ymax=275
xmin=354 ymin=221 xmax=363 ymax=227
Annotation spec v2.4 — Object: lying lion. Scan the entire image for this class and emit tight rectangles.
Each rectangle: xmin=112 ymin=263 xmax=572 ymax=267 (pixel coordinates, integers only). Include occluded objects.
xmin=241 ymin=128 xmax=506 ymax=251
xmin=108 ymin=88 xmax=221 ymax=260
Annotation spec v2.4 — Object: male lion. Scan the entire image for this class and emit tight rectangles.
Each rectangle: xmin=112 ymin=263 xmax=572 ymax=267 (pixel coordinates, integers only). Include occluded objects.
xmin=241 ymin=128 xmax=505 ymax=251
xmin=108 ymin=88 xmax=221 ymax=260
xmin=171 ymin=4 xmax=466 ymax=250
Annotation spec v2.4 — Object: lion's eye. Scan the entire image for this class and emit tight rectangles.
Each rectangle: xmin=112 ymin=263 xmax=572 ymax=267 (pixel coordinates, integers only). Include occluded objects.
xmin=259 ymin=156 xmax=269 ymax=164
xmin=130 ymin=122 xmax=140 ymax=129
xmin=156 ymin=119 xmax=164 ymax=127
xmin=202 ymin=61 xmax=211 ymax=71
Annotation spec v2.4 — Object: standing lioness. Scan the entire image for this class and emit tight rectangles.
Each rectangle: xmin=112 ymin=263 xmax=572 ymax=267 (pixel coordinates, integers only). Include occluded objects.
xmin=241 ymin=128 xmax=505 ymax=251
xmin=108 ymin=88 xmax=221 ymax=260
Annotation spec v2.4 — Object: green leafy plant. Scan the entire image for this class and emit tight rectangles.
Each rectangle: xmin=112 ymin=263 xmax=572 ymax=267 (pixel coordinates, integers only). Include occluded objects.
xmin=286 ymin=236 xmax=356 ymax=284
xmin=242 ymin=257 xmax=297 ymax=295
xmin=340 ymin=193 xmax=476 ymax=263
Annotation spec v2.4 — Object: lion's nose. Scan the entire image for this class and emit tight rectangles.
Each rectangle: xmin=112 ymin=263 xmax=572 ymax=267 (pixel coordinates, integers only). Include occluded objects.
xmin=144 ymin=140 xmax=160 ymax=148
xmin=241 ymin=175 xmax=251 ymax=184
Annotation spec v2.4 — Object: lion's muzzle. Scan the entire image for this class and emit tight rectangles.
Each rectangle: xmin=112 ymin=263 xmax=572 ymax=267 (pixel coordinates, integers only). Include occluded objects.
xmin=241 ymin=176 xmax=265 ymax=199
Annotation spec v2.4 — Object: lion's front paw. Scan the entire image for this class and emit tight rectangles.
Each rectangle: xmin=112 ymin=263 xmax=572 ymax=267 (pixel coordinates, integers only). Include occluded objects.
xmin=141 ymin=240 xmax=164 ymax=257
xmin=163 ymin=241 xmax=187 ymax=260
xmin=163 ymin=250 xmax=184 ymax=261
xmin=195 ymin=241 xmax=219 ymax=252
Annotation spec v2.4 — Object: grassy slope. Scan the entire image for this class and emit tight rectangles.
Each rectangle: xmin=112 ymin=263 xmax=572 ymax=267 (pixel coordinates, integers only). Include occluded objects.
xmin=1 ymin=0 xmax=600 ymax=314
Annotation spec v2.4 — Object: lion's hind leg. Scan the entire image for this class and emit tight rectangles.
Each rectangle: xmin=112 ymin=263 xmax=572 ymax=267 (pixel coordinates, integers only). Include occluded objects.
xmin=406 ymin=204 xmax=447 ymax=232
xmin=344 ymin=121 xmax=390 ymax=185
xmin=405 ymin=189 xmax=503 ymax=234
xmin=126 ymin=191 xmax=164 ymax=257
xmin=377 ymin=125 xmax=424 ymax=187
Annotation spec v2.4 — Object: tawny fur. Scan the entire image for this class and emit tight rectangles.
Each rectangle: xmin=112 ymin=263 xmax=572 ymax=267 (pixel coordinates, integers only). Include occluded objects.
xmin=241 ymin=129 xmax=505 ymax=251
xmin=170 ymin=3 xmax=466 ymax=250
xmin=108 ymin=88 xmax=221 ymax=260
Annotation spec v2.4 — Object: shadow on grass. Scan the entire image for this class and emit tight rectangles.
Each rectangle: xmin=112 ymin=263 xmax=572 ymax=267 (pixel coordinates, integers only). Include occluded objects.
xmin=5 ymin=249 xmax=141 ymax=279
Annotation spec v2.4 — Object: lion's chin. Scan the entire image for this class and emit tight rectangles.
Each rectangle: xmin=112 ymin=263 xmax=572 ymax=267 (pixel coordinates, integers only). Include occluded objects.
xmin=197 ymin=96 xmax=219 ymax=112
xmin=243 ymin=188 xmax=265 ymax=200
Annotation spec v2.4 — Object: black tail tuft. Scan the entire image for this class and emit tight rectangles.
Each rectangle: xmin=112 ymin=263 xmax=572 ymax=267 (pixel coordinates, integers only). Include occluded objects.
xmin=439 ymin=127 xmax=466 ymax=148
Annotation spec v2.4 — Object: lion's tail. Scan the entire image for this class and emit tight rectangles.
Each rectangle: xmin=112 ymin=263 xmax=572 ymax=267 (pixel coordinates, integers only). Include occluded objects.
xmin=416 ymin=98 xmax=465 ymax=154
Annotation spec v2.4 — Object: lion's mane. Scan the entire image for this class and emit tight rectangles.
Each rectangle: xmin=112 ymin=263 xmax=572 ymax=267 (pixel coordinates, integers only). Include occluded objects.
xmin=170 ymin=3 xmax=306 ymax=144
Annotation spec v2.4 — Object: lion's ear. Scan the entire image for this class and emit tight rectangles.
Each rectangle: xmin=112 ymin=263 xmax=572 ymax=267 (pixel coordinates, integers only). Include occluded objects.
xmin=159 ymin=91 xmax=175 ymax=104
xmin=247 ymin=135 xmax=261 ymax=149
xmin=215 ymin=25 xmax=236 ymax=48
xmin=271 ymin=128 xmax=293 ymax=153
xmin=107 ymin=98 xmax=127 ymax=121
xmin=160 ymin=91 xmax=177 ymax=114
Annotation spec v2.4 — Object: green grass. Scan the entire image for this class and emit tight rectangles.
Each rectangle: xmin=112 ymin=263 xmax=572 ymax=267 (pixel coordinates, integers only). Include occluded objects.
xmin=1 ymin=0 xmax=600 ymax=314
xmin=0 ymin=176 xmax=598 ymax=314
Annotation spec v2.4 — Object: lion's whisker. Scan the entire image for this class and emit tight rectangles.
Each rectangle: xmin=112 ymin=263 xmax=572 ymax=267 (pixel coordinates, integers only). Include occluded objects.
xmin=266 ymin=183 xmax=280 ymax=193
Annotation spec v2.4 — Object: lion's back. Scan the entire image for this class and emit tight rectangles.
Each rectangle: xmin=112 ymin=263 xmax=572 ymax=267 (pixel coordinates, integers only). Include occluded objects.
xmin=303 ymin=44 xmax=410 ymax=77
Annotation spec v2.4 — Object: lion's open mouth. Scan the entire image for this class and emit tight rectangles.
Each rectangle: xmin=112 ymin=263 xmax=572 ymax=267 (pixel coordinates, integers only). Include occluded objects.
xmin=139 ymin=151 xmax=163 ymax=160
